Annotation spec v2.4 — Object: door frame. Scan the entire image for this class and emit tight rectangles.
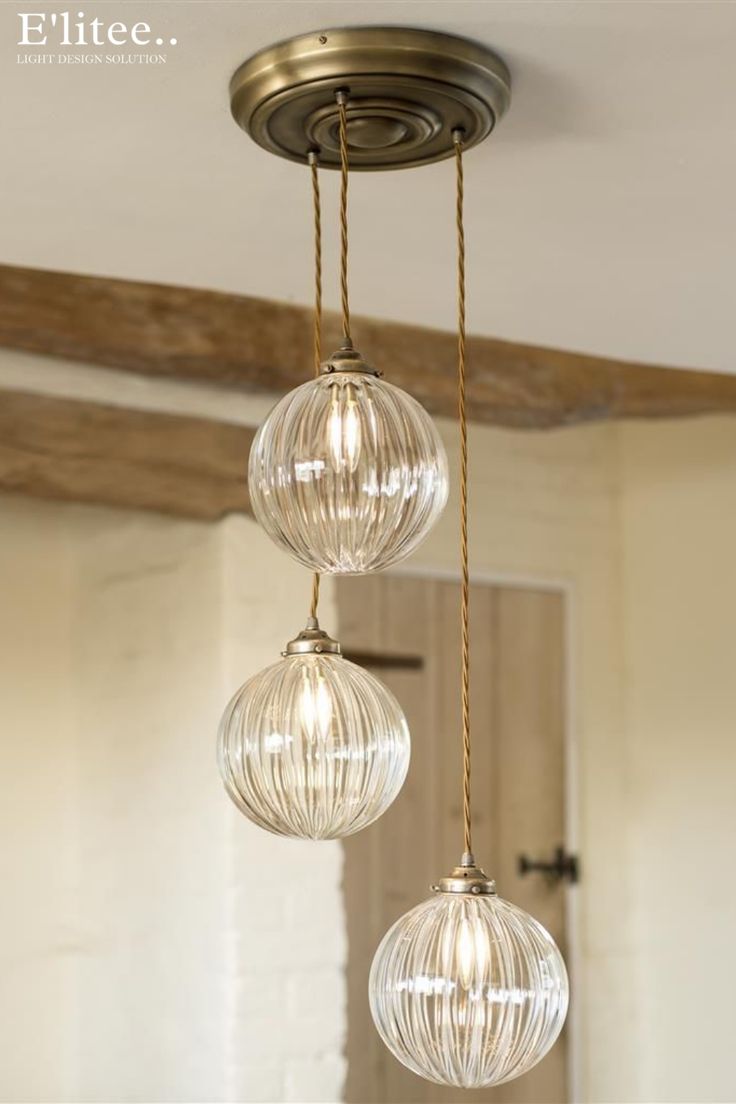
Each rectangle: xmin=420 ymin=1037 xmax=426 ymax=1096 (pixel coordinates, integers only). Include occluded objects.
xmin=370 ymin=562 xmax=582 ymax=1104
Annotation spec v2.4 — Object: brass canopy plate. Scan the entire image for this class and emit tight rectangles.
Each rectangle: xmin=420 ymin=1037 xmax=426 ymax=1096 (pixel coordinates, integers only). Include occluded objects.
xmin=230 ymin=27 xmax=511 ymax=170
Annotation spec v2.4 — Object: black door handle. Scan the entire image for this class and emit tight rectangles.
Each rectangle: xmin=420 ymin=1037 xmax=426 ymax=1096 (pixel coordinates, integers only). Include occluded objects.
xmin=517 ymin=845 xmax=579 ymax=885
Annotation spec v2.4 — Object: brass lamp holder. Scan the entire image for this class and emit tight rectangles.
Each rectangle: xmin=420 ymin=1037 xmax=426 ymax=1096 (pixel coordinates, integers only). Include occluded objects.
xmin=230 ymin=27 xmax=511 ymax=171
xmin=283 ymin=617 xmax=342 ymax=657
xmin=320 ymin=345 xmax=381 ymax=377
xmin=433 ymin=854 xmax=497 ymax=896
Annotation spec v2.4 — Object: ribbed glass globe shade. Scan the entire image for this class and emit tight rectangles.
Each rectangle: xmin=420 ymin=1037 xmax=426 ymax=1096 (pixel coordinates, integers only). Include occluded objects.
xmin=218 ymin=652 xmax=410 ymax=839
xmin=249 ymin=371 xmax=449 ymax=573
xmin=369 ymin=892 xmax=568 ymax=1088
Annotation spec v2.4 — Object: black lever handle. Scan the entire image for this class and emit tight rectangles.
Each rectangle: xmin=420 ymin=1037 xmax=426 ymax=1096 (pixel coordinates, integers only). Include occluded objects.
xmin=517 ymin=845 xmax=579 ymax=885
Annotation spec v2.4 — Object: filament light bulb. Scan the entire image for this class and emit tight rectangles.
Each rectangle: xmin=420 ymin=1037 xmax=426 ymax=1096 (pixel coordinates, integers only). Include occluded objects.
xmin=300 ymin=666 xmax=333 ymax=741
xmin=328 ymin=380 xmax=362 ymax=473
xmin=455 ymin=913 xmax=489 ymax=989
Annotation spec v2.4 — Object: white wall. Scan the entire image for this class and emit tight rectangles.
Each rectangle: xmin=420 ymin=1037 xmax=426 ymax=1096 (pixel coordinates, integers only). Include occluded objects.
xmin=619 ymin=417 xmax=736 ymax=1104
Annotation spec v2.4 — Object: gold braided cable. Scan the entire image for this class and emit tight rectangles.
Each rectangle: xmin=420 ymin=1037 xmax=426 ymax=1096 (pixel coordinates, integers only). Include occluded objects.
xmin=308 ymin=150 xmax=323 ymax=621
xmin=454 ymin=131 xmax=472 ymax=860
xmin=336 ymin=91 xmax=353 ymax=348
xmin=310 ymin=572 xmax=321 ymax=621
xmin=309 ymin=151 xmax=323 ymax=374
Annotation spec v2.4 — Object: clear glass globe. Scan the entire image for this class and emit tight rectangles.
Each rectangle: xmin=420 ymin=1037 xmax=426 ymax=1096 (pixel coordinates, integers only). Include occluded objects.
xmin=369 ymin=891 xmax=568 ymax=1088
xmin=218 ymin=651 xmax=410 ymax=839
xmin=249 ymin=368 xmax=449 ymax=574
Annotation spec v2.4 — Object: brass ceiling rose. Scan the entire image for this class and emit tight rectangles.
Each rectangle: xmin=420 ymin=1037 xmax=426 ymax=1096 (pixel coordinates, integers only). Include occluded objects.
xmin=229 ymin=27 xmax=511 ymax=170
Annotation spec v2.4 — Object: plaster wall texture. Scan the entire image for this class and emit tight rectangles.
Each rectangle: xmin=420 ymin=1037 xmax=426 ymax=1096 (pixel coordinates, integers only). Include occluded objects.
xmin=618 ymin=417 xmax=736 ymax=1104
xmin=0 ymin=495 xmax=345 ymax=1104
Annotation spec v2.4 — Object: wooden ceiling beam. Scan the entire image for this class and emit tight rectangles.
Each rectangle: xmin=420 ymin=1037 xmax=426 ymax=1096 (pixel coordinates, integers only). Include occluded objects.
xmin=0 ymin=389 xmax=253 ymax=520
xmin=2 ymin=263 xmax=736 ymax=428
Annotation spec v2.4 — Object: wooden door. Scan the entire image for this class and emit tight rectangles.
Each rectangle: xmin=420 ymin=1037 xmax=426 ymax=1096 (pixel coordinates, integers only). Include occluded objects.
xmin=338 ymin=575 xmax=569 ymax=1104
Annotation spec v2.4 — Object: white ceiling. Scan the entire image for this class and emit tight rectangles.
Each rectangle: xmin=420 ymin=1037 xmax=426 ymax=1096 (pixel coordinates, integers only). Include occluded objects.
xmin=2 ymin=1 xmax=735 ymax=373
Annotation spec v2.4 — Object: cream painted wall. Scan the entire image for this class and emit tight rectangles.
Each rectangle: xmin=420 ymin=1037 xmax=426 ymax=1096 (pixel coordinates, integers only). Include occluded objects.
xmin=0 ymin=495 xmax=345 ymax=1103
xmin=619 ymin=418 xmax=736 ymax=1104
xmin=0 ymin=499 xmax=78 ymax=1101
xmin=70 ymin=508 xmax=230 ymax=1102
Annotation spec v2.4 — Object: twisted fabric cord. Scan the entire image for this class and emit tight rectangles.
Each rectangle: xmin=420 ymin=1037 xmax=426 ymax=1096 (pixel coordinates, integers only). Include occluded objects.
xmin=454 ymin=132 xmax=472 ymax=860
xmin=336 ymin=92 xmax=352 ymax=347
xmin=308 ymin=150 xmax=323 ymax=620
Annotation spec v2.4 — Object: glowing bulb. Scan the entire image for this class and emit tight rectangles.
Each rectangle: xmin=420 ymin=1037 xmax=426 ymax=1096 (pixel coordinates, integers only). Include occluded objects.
xmin=455 ymin=914 xmax=489 ymax=988
xmin=300 ymin=667 xmax=333 ymax=741
xmin=328 ymin=381 xmax=362 ymax=472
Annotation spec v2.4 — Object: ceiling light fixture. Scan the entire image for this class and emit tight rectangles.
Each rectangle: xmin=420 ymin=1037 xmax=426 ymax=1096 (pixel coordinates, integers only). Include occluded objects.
xmin=225 ymin=26 xmax=568 ymax=1086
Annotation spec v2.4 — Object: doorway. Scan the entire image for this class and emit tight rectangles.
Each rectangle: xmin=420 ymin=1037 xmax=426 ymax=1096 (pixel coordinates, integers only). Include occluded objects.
xmin=337 ymin=573 xmax=571 ymax=1104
